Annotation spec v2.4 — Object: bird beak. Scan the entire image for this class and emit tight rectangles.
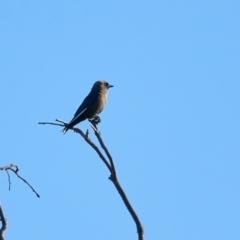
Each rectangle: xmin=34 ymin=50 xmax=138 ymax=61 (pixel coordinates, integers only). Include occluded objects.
xmin=108 ymin=85 xmax=114 ymax=88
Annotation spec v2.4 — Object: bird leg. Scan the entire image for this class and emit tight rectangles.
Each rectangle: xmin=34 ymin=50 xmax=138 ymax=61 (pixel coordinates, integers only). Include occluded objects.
xmin=89 ymin=115 xmax=101 ymax=125
xmin=85 ymin=129 xmax=89 ymax=139
xmin=88 ymin=116 xmax=101 ymax=132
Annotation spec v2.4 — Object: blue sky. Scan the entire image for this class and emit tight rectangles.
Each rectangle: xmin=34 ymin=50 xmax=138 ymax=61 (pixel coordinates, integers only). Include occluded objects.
xmin=0 ymin=1 xmax=239 ymax=239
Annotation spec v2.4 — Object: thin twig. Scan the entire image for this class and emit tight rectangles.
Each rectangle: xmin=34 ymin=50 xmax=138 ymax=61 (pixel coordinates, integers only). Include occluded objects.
xmin=38 ymin=122 xmax=64 ymax=127
xmin=5 ymin=171 xmax=11 ymax=190
xmin=9 ymin=169 xmax=40 ymax=198
xmin=0 ymin=164 xmax=18 ymax=171
xmin=0 ymin=164 xmax=40 ymax=198
xmin=55 ymin=119 xmax=67 ymax=125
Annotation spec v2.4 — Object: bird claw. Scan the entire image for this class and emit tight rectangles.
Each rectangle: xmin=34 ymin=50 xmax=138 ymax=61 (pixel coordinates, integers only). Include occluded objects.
xmin=89 ymin=116 xmax=101 ymax=125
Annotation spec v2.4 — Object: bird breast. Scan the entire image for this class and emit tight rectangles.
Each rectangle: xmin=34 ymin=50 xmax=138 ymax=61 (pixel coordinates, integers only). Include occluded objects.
xmin=96 ymin=90 xmax=108 ymax=114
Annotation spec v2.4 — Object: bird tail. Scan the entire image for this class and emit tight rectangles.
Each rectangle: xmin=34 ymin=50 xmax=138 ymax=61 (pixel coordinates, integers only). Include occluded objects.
xmin=61 ymin=126 xmax=69 ymax=134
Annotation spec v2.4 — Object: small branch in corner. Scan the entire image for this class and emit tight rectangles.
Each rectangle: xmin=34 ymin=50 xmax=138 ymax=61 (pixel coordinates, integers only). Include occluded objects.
xmin=0 ymin=164 xmax=40 ymax=198
xmin=0 ymin=204 xmax=7 ymax=240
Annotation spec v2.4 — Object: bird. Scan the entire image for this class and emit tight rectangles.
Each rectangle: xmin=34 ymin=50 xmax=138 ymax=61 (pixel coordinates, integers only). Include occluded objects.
xmin=62 ymin=80 xmax=113 ymax=133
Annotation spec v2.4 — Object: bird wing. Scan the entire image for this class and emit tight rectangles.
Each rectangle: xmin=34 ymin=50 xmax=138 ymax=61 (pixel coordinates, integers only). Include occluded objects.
xmin=69 ymin=90 xmax=99 ymax=124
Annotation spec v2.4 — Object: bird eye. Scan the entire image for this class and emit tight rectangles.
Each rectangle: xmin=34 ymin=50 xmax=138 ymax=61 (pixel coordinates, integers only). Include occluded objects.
xmin=104 ymin=83 xmax=108 ymax=86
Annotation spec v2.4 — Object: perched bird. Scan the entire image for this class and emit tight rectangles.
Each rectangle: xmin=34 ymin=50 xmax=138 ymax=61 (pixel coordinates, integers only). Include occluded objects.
xmin=62 ymin=80 xmax=113 ymax=133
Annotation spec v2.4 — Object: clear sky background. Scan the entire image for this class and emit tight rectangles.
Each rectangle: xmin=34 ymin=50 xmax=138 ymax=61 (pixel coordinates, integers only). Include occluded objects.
xmin=0 ymin=1 xmax=239 ymax=239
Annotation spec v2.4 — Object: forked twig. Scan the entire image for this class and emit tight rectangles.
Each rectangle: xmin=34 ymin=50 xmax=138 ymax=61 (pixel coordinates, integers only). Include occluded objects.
xmin=0 ymin=164 xmax=40 ymax=198
xmin=39 ymin=119 xmax=144 ymax=240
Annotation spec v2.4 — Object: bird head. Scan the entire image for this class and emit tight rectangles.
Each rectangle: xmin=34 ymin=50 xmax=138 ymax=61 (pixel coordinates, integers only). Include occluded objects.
xmin=93 ymin=80 xmax=114 ymax=91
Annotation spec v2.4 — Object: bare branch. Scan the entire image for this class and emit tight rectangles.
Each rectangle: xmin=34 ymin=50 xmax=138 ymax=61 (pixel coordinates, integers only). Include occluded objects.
xmin=39 ymin=119 xmax=144 ymax=240
xmin=0 ymin=204 xmax=7 ymax=240
xmin=90 ymin=123 xmax=116 ymax=177
xmin=5 ymin=171 xmax=11 ymax=191
xmin=0 ymin=164 xmax=40 ymax=198
xmin=38 ymin=122 xmax=64 ymax=127
xmin=73 ymin=127 xmax=112 ymax=172
xmin=90 ymin=125 xmax=144 ymax=240
xmin=39 ymin=120 xmax=112 ymax=172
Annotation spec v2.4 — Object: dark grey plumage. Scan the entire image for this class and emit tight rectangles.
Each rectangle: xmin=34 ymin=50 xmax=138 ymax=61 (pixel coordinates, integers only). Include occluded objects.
xmin=62 ymin=80 xmax=113 ymax=133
